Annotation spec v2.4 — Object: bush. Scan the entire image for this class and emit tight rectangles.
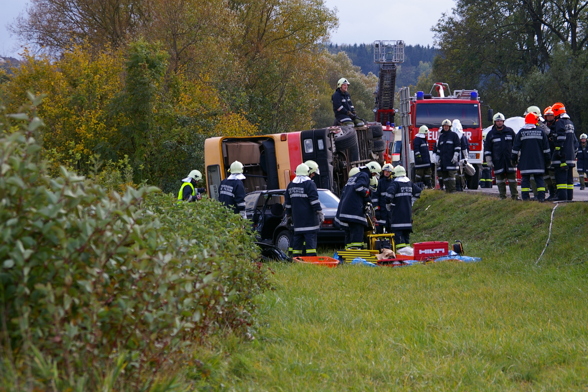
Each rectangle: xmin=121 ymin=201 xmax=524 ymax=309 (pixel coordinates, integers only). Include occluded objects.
xmin=0 ymin=112 xmax=270 ymax=390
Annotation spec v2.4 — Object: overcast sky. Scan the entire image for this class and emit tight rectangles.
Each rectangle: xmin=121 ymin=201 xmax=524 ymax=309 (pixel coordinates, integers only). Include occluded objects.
xmin=0 ymin=0 xmax=456 ymax=58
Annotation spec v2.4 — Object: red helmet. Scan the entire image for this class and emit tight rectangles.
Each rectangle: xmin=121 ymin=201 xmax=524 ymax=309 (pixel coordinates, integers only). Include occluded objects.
xmin=551 ymin=102 xmax=566 ymax=116
xmin=525 ymin=112 xmax=538 ymax=124
xmin=543 ymin=106 xmax=554 ymax=116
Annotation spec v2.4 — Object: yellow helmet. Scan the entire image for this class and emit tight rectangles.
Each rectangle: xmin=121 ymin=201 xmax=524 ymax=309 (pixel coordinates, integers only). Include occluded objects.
xmin=393 ymin=165 xmax=407 ymax=177
xmin=188 ymin=170 xmax=202 ymax=182
xmin=348 ymin=167 xmax=360 ymax=177
xmin=366 ymin=161 xmax=382 ymax=174
xmin=304 ymin=160 xmax=320 ymax=175
xmin=337 ymin=78 xmax=350 ymax=88
xmin=295 ymin=163 xmax=310 ymax=176
xmin=419 ymin=125 xmax=429 ymax=134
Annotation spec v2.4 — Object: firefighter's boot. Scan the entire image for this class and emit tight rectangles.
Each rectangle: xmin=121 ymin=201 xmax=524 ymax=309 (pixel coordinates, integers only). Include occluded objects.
xmin=537 ymin=190 xmax=546 ymax=202
xmin=521 ymin=190 xmax=531 ymax=201
xmin=547 ymin=185 xmax=557 ymax=201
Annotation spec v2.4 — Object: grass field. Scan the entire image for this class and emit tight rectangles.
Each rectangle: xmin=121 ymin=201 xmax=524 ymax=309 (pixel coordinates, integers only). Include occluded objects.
xmin=187 ymin=191 xmax=588 ymax=391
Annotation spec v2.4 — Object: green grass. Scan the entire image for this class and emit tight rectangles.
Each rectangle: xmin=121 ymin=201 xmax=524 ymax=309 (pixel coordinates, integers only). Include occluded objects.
xmin=185 ymin=192 xmax=588 ymax=391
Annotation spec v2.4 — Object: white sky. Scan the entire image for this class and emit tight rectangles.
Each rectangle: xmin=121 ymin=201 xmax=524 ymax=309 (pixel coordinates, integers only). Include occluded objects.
xmin=0 ymin=0 xmax=456 ymax=58
xmin=322 ymin=0 xmax=456 ymax=46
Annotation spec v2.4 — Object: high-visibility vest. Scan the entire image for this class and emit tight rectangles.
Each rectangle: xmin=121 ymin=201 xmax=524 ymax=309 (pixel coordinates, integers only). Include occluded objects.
xmin=177 ymin=182 xmax=195 ymax=201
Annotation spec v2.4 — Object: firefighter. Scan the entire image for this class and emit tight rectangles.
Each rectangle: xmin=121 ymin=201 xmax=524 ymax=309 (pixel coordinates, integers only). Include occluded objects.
xmin=375 ymin=163 xmax=394 ymax=233
xmin=413 ymin=125 xmax=432 ymax=189
xmin=484 ymin=113 xmax=519 ymax=200
xmin=177 ymin=170 xmax=206 ymax=202
xmin=218 ymin=161 xmax=247 ymax=217
xmin=385 ymin=165 xmax=421 ymax=249
xmin=524 ymin=106 xmax=549 ymax=198
xmin=335 ymin=162 xmax=380 ymax=249
xmin=511 ymin=112 xmax=551 ymax=202
xmin=452 ymin=119 xmax=469 ymax=191
xmin=543 ymin=106 xmax=558 ymax=200
xmin=332 ymin=78 xmax=364 ymax=127
xmin=551 ymin=102 xmax=578 ymax=201
xmin=284 ymin=163 xmax=323 ymax=257
xmin=433 ymin=119 xmax=461 ymax=193
xmin=577 ymin=133 xmax=588 ymax=190
xmin=304 ymin=160 xmax=321 ymax=188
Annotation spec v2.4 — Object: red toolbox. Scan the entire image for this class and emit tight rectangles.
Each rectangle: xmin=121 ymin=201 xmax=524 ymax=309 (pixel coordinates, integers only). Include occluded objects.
xmin=413 ymin=241 xmax=448 ymax=260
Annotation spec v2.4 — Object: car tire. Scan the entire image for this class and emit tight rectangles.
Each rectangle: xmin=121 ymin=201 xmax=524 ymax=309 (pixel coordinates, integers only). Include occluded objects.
xmin=274 ymin=229 xmax=292 ymax=253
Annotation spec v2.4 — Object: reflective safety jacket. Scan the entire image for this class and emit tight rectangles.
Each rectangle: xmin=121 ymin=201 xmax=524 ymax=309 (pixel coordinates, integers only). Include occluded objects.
xmin=577 ymin=143 xmax=588 ymax=174
xmin=385 ymin=177 xmax=421 ymax=231
xmin=178 ymin=182 xmax=194 ymax=201
xmin=552 ymin=115 xmax=578 ymax=167
xmin=285 ymin=177 xmax=322 ymax=233
xmin=434 ymin=129 xmax=461 ymax=171
xmin=335 ymin=169 xmax=371 ymax=227
xmin=511 ymin=125 xmax=551 ymax=175
xmin=331 ymin=88 xmax=355 ymax=123
xmin=218 ymin=178 xmax=246 ymax=213
xmin=413 ymin=135 xmax=431 ymax=169
xmin=484 ymin=125 xmax=517 ymax=174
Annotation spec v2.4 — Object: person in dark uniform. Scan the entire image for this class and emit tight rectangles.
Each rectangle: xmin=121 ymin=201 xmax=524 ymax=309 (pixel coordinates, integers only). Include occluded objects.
xmin=304 ymin=160 xmax=321 ymax=189
xmin=177 ymin=170 xmax=206 ymax=202
xmin=385 ymin=165 xmax=421 ymax=249
xmin=375 ymin=163 xmax=394 ymax=233
xmin=577 ymin=133 xmax=588 ymax=190
xmin=331 ymin=78 xmax=364 ymax=127
xmin=413 ymin=125 xmax=432 ymax=189
xmin=511 ymin=112 xmax=551 ymax=202
xmin=551 ymin=102 xmax=578 ymax=201
xmin=543 ymin=106 xmax=558 ymax=200
xmin=285 ymin=163 xmax=323 ymax=257
xmin=218 ymin=161 xmax=247 ymax=217
xmin=484 ymin=113 xmax=519 ymax=200
xmin=335 ymin=162 xmax=381 ymax=249
xmin=433 ymin=119 xmax=461 ymax=193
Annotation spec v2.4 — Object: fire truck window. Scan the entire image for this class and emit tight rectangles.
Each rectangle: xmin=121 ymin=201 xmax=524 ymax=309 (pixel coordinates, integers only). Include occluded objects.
xmin=303 ymin=138 xmax=314 ymax=153
xmin=416 ymin=103 xmax=480 ymax=127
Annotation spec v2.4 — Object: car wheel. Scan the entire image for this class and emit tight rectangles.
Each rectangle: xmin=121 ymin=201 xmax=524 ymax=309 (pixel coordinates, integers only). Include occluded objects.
xmin=274 ymin=229 xmax=292 ymax=253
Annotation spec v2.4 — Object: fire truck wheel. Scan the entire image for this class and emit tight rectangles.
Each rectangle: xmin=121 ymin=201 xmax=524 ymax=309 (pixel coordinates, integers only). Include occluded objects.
xmin=369 ymin=124 xmax=383 ymax=138
xmin=372 ymin=138 xmax=386 ymax=152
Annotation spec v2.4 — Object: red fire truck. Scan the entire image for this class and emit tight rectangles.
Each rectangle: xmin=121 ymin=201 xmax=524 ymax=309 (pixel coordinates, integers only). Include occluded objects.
xmin=398 ymin=82 xmax=490 ymax=189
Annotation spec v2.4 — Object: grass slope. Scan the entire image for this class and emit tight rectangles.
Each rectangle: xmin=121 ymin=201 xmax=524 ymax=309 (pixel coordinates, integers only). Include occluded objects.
xmin=188 ymin=192 xmax=588 ymax=391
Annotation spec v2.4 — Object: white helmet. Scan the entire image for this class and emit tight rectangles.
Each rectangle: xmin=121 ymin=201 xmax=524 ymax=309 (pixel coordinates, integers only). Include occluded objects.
xmin=337 ymin=78 xmax=350 ymax=88
xmin=295 ymin=163 xmax=310 ymax=176
xmin=229 ymin=160 xmax=244 ymax=174
xmin=382 ymin=163 xmax=394 ymax=172
xmin=304 ymin=160 xmax=320 ymax=175
xmin=419 ymin=125 xmax=429 ymax=134
xmin=441 ymin=119 xmax=452 ymax=127
xmin=188 ymin=169 xmax=202 ymax=182
xmin=493 ymin=112 xmax=505 ymax=122
xmin=366 ymin=161 xmax=382 ymax=174
xmin=348 ymin=167 xmax=360 ymax=177
xmin=394 ymin=165 xmax=407 ymax=177
xmin=580 ymin=133 xmax=587 ymax=140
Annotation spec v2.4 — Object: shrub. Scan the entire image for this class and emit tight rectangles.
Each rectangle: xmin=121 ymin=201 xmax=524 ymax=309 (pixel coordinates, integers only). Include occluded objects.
xmin=0 ymin=109 xmax=269 ymax=390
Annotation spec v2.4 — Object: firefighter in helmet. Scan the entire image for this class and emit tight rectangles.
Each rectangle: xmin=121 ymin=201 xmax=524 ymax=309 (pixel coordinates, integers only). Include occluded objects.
xmin=332 ymin=78 xmax=364 ymax=127
xmin=375 ymin=163 xmax=394 ymax=233
xmin=543 ymin=106 xmax=558 ymax=199
xmin=484 ymin=113 xmax=519 ymax=200
xmin=218 ymin=161 xmax=247 ymax=217
xmin=335 ymin=162 xmax=380 ymax=249
xmin=413 ymin=125 xmax=432 ymax=189
xmin=177 ymin=170 xmax=206 ymax=202
xmin=433 ymin=119 xmax=461 ymax=193
xmin=511 ymin=112 xmax=551 ymax=202
xmin=285 ymin=163 xmax=323 ymax=257
xmin=305 ymin=160 xmax=321 ymax=188
xmin=551 ymin=102 xmax=578 ymax=201
xmin=577 ymin=133 xmax=588 ymax=190
xmin=385 ymin=165 xmax=421 ymax=249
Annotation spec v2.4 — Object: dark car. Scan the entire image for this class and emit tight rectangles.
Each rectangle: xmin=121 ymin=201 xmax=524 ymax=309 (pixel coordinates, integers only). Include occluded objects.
xmin=244 ymin=189 xmax=345 ymax=252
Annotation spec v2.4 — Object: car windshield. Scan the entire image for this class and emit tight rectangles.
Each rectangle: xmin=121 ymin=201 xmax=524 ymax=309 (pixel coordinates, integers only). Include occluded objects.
xmin=416 ymin=103 xmax=480 ymax=128
xmin=318 ymin=190 xmax=339 ymax=209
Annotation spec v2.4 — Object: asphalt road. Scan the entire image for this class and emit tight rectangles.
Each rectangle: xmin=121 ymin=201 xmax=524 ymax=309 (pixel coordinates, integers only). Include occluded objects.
xmin=463 ymin=184 xmax=588 ymax=202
